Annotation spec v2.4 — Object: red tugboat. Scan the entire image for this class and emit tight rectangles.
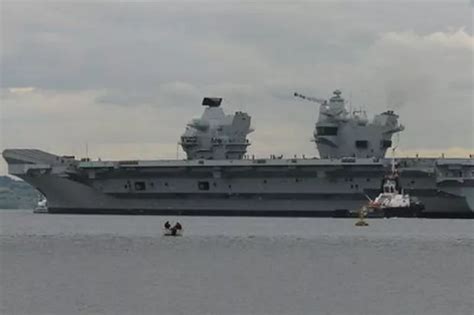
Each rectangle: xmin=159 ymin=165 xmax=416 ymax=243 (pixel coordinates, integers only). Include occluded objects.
xmin=367 ymin=160 xmax=424 ymax=218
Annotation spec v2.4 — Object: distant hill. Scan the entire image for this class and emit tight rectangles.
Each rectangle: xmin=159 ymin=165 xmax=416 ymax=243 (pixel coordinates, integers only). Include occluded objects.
xmin=0 ymin=176 xmax=38 ymax=209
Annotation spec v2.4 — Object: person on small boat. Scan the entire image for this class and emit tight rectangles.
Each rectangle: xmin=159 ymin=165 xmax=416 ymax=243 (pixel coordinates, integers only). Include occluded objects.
xmin=164 ymin=221 xmax=171 ymax=230
xmin=168 ymin=222 xmax=182 ymax=236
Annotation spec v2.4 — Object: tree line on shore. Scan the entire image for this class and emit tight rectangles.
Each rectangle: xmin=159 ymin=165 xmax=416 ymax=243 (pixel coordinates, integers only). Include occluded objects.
xmin=0 ymin=176 xmax=37 ymax=209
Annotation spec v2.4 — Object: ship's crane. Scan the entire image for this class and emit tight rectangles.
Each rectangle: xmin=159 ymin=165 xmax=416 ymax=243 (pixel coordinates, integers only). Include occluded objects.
xmin=294 ymin=92 xmax=327 ymax=105
xmin=295 ymin=92 xmax=347 ymax=120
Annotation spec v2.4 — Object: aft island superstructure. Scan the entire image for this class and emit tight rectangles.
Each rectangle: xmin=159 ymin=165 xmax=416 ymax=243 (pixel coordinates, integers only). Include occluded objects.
xmin=3 ymin=91 xmax=474 ymax=217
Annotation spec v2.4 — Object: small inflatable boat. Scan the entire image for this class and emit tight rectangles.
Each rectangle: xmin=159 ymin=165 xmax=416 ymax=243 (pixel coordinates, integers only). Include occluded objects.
xmin=163 ymin=227 xmax=183 ymax=237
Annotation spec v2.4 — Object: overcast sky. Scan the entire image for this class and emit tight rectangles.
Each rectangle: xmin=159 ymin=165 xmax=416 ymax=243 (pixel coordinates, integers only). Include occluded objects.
xmin=1 ymin=1 xmax=473 ymax=174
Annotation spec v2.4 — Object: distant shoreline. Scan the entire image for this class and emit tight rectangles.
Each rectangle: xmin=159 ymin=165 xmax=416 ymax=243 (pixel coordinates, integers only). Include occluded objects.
xmin=0 ymin=176 xmax=37 ymax=209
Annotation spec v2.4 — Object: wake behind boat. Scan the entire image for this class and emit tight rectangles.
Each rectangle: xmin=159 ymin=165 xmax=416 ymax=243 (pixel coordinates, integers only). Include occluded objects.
xmin=33 ymin=196 xmax=48 ymax=214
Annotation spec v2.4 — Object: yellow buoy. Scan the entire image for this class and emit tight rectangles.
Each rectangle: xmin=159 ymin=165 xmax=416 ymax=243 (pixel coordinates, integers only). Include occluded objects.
xmin=355 ymin=220 xmax=369 ymax=227
xmin=355 ymin=206 xmax=369 ymax=227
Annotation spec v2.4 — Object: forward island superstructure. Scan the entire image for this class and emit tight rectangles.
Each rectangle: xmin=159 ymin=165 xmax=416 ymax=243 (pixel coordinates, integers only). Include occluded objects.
xmin=3 ymin=91 xmax=474 ymax=217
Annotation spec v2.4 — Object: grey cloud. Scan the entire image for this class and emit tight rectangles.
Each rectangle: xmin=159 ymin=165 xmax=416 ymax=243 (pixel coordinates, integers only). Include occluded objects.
xmin=2 ymin=2 xmax=471 ymax=91
xmin=96 ymin=81 xmax=202 ymax=106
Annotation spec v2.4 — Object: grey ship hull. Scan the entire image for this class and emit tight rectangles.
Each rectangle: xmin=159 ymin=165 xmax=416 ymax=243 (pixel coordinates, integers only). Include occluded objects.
xmin=4 ymin=150 xmax=473 ymax=218
xmin=18 ymin=174 xmax=474 ymax=218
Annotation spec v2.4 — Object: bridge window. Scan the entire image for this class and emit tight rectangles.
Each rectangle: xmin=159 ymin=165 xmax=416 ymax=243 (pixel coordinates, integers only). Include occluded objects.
xmin=134 ymin=181 xmax=146 ymax=191
xmin=355 ymin=140 xmax=368 ymax=149
xmin=316 ymin=126 xmax=338 ymax=136
xmin=198 ymin=181 xmax=210 ymax=191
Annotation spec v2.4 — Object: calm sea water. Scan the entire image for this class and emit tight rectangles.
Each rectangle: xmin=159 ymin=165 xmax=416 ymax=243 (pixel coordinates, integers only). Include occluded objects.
xmin=0 ymin=210 xmax=473 ymax=315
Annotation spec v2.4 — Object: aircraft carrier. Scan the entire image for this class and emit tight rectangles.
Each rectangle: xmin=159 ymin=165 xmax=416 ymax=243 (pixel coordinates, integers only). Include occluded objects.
xmin=3 ymin=90 xmax=473 ymax=217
